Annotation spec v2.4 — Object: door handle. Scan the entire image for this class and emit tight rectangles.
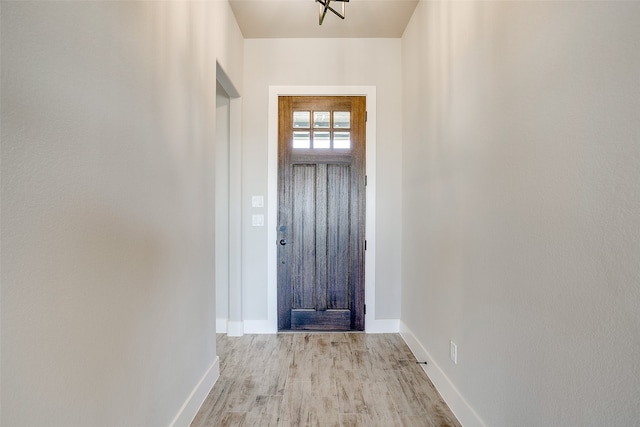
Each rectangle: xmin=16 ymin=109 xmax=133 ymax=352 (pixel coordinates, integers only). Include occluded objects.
xmin=279 ymin=239 xmax=287 ymax=246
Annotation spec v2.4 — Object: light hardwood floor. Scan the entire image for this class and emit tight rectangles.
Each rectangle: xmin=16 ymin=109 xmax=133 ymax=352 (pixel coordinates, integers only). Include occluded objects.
xmin=191 ymin=333 xmax=461 ymax=427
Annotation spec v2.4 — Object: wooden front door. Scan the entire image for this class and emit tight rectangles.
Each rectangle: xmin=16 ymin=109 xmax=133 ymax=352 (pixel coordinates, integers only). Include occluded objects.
xmin=278 ymin=96 xmax=366 ymax=331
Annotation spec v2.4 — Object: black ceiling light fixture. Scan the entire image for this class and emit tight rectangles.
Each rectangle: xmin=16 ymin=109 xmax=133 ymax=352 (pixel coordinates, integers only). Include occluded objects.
xmin=316 ymin=0 xmax=349 ymax=25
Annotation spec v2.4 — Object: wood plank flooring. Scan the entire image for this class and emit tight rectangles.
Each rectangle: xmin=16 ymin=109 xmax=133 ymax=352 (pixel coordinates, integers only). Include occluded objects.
xmin=191 ymin=333 xmax=461 ymax=427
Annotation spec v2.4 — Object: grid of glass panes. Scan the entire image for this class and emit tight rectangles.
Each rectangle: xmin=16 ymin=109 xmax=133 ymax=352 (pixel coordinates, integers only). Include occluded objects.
xmin=292 ymin=110 xmax=351 ymax=149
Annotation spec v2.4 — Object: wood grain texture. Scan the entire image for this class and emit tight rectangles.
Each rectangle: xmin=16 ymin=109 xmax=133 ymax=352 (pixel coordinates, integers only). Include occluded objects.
xmin=327 ymin=164 xmax=351 ymax=309
xmin=277 ymin=96 xmax=294 ymax=330
xmin=292 ymin=165 xmax=317 ymax=309
xmin=315 ymin=164 xmax=328 ymax=312
xmin=191 ymin=334 xmax=461 ymax=427
xmin=291 ymin=309 xmax=351 ymax=330
xmin=278 ymin=96 xmax=366 ymax=331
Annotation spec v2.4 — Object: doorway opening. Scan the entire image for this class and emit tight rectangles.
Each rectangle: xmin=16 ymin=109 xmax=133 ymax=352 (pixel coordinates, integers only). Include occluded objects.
xmin=277 ymin=96 xmax=366 ymax=331
xmin=266 ymin=86 xmax=389 ymax=334
xmin=215 ymin=64 xmax=242 ymax=336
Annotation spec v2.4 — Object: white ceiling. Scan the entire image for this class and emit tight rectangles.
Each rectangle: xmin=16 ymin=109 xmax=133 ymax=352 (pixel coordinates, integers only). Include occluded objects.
xmin=229 ymin=0 xmax=419 ymax=38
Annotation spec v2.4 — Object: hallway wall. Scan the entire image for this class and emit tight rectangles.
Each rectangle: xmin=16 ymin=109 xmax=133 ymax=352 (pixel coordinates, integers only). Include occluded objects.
xmin=1 ymin=1 xmax=243 ymax=425
xmin=401 ymin=1 xmax=640 ymax=426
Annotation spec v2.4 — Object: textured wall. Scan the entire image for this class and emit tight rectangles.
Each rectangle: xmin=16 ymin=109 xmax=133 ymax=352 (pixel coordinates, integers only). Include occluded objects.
xmin=401 ymin=1 xmax=640 ymax=425
xmin=1 ymin=1 xmax=243 ymax=425
xmin=242 ymin=38 xmax=403 ymax=322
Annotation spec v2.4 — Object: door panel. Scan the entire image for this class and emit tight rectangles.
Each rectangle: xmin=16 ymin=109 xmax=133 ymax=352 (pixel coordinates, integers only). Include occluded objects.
xmin=327 ymin=164 xmax=351 ymax=310
xmin=292 ymin=164 xmax=317 ymax=309
xmin=278 ymin=96 xmax=366 ymax=331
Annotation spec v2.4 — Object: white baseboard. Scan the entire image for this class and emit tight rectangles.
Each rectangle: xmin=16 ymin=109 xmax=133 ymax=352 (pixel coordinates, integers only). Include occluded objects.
xmin=216 ymin=318 xmax=228 ymax=334
xmin=365 ymin=318 xmax=400 ymax=333
xmin=399 ymin=322 xmax=486 ymax=427
xmin=227 ymin=320 xmax=244 ymax=336
xmin=219 ymin=319 xmax=276 ymax=335
xmin=169 ymin=356 xmax=220 ymax=427
xmin=243 ymin=319 xmax=277 ymax=334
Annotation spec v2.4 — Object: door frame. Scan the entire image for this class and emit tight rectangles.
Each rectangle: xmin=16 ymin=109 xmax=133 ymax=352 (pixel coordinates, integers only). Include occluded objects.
xmin=254 ymin=85 xmax=392 ymax=334
xmin=215 ymin=63 xmax=244 ymax=336
xmin=215 ymin=80 xmax=231 ymax=333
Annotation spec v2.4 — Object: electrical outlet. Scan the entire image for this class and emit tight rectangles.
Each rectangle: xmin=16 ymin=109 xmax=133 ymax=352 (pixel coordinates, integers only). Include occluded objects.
xmin=450 ymin=341 xmax=458 ymax=364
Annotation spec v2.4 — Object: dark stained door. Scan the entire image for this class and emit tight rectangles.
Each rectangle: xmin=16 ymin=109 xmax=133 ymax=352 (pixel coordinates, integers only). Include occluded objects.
xmin=278 ymin=96 xmax=366 ymax=331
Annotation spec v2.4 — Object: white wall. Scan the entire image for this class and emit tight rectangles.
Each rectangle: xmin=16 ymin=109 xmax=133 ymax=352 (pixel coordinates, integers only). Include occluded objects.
xmin=1 ymin=1 xmax=243 ymax=425
xmin=242 ymin=38 xmax=403 ymax=326
xmin=401 ymin=1 xmax=640 ymax=426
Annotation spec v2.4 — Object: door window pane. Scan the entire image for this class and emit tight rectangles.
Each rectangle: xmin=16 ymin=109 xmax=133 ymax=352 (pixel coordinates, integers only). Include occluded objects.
xmin=333 ymin=111 xmax=350 ymax=128
xmin=293 ymin=131 xmax=310 ymax=148
xmin=313 ymin=131 xmax=330 ymax=149
xmin=313 ymin=111 xmax=330 ymax=128
xmin=334 ymin=132 xmax=351 ymax=149
xmin=293 ymin=111 xmax=310 ymax=128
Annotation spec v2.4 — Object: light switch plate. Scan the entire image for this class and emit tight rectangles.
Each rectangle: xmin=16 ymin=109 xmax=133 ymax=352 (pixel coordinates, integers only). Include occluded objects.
xmin=252 ymin=195 xmax=264 ymax=208
xmin=252 ymin=214 xmax=264 ymax=227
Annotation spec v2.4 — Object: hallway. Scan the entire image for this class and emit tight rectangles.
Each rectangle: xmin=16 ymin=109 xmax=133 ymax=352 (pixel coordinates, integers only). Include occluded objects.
xmin=3 ymin=1 xmax=639 ymax=425
xmin=191 ymin=333 xmax=460 ymax=427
